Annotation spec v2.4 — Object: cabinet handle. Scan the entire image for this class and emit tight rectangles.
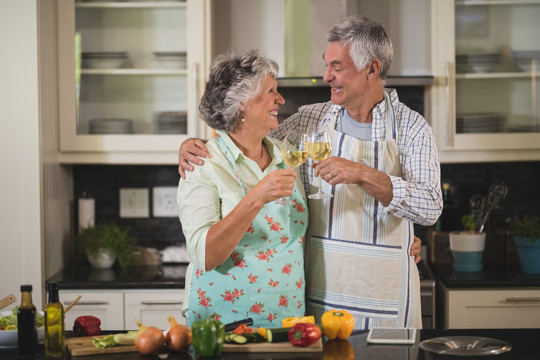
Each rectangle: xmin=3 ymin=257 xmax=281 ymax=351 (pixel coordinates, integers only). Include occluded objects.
xmin=140 ymin=301 xmax=183 ymax=306
xmin=505 ymin=297 xmax=540 ymax=302
xmin=445 ymin=61 xmax=456 ymax=146
xmin=63 ymin=300 xmax=109 ymax=306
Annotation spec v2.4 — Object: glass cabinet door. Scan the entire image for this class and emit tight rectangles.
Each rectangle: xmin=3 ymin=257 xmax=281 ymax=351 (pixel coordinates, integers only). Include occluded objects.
xmin=455 ymin=1 xmax=540 ymax=136
xmin=58 ymin=0 xmax=209 ymax=158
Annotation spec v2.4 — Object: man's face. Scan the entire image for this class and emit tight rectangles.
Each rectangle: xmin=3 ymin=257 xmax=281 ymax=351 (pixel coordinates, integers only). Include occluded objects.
xmin=323 ymin=42 xmax=368 ymax=109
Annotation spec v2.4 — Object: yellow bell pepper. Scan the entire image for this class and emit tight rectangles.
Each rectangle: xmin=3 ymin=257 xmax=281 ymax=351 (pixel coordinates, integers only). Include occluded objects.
xmin=320 ymin=309 xmax=354 ymax=340
xmin=323 ymin=339 xmax=354 ymax=360
xmin=281 ymin=315 xmax=315 ymax=328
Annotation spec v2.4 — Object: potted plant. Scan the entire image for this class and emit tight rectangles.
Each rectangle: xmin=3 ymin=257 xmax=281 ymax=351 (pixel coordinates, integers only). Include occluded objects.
xmin=449 ymin=215 xmax=487 ymax=272
xmin=75 ymin=222 xmax=136 ymax=272
xmin=511 ymin=216 xmax=540 ymax=274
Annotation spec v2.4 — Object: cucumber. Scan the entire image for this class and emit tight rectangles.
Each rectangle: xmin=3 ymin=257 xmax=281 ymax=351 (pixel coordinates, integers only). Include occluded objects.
xmin=266 ymin=327 xmax=292 ymax=343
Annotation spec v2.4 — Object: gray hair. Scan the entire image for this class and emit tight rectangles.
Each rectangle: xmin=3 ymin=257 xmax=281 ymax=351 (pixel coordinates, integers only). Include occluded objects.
xmin=327 ymin=16 xmax=393 ymax=79
xmin=199 ymin=49 xmax=279 ymax=132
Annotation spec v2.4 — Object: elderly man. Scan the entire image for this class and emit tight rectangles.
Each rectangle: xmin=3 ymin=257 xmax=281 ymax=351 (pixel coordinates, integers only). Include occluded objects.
xmin=178 ymin=16 xmax=442 ymax=329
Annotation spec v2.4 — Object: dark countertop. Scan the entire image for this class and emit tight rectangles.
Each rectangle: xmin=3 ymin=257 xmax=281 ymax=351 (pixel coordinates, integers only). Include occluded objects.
xmin=1 ymin=329 xmax=539 ymax=359
xmin=47 ymin=264 xmax=188 ymax=290
xmin=430 ymin=262 xmax=540 ymax=288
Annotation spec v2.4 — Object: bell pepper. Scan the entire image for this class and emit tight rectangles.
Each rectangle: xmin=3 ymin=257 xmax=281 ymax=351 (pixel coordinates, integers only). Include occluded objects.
xmin=321 ymin=309 xmax=354 ymax=340
xmin=73 ymin=315 xmax=101 ymax=337
xmin=323 ymin=339 xmax=355 ymax=360
xmin=191 ymin=317 xmax=225 ymax=357
xmin=281 ymin=315 xmax=315 ymax=328
xmin=288 ymin=323 xmax=322 ymax=347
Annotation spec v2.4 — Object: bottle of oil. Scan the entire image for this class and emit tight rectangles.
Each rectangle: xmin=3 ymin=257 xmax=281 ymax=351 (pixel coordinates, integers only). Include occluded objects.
xmin=44 ymin=282 xmax=65 ymax=358
xmin=17 ymin=284 xmax=37 ymax=359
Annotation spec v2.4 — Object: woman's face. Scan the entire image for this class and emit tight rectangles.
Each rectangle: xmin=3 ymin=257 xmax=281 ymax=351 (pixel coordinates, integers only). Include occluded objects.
xmin=242 ymin=75 xmax=285 ymax=134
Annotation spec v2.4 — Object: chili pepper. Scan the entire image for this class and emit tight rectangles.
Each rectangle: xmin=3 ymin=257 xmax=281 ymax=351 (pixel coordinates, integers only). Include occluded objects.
xmin=232 ymin=323 xmax=252 ymax=335
xmin=281 ymin=315 xmax=315 ymax=328
xmin=323 ymin=339 xmax=355 ymax=360
xmin=191 ymin=317 xmax=225 ymax=357
xmin=288 ymin=323 xmax=321 ymax=347
xmin=321 ymin=309 xmax=354 ymax=340
xmin=73 ymin=315 xmax=101 ymax=337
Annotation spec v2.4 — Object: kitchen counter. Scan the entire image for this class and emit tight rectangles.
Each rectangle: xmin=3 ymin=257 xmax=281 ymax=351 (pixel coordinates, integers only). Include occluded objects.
xmin=1 ymin=329 xmax=539 ymax=359
xmin=431 ymin=262 xmax=540 ymax=288
xmin=47 ymin=264 xmax=188 ymax=290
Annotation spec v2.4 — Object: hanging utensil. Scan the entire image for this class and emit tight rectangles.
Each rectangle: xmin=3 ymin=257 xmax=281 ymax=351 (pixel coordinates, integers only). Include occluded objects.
xmin=479 ymin=181 xmax=508 ymax=233
xmin=469 ymin=194 xmax=486 ymax=232
xmin=0 ymin=294 xmax=17 ymax=310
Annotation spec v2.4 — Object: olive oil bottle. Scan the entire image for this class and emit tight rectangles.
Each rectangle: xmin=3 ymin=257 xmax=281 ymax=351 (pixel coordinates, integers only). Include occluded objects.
xmin=44 ymin=282 xmax=65 ymax=358
xmin=17 ymin=284 xmax=37 ymax=359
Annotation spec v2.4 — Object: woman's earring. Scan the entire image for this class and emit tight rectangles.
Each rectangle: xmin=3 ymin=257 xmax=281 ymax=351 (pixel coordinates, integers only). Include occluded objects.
xmin=241 ymin=113 xmax=245 ymax=122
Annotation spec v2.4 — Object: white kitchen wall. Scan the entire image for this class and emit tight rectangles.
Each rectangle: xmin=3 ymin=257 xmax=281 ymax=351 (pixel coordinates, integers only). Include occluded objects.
xmin=0 ymin=0 xmax=44 ymax=308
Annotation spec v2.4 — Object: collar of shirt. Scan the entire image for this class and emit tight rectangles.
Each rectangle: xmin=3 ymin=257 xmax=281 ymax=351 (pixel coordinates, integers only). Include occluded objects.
xmin=215 ymin=129 xmax=283 ymax=169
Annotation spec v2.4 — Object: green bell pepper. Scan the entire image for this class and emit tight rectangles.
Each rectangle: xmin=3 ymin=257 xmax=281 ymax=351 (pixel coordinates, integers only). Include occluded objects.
xmin=191 ymin=317 xmax=225 ymax=357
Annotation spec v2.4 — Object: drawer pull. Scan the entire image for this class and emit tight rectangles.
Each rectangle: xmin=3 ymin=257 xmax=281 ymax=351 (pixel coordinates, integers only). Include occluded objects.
xmin=63 ymin=300 xmax=109 ymax=306
xmin=140 ymin=301 xmax=183 ymax=306
xmin=505 ymin=297 xmax=540 ymax=302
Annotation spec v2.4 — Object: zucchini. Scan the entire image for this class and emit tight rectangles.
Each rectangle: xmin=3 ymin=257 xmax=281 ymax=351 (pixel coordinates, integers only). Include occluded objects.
xmin=266 ymin=327 xmax=292 ymax=343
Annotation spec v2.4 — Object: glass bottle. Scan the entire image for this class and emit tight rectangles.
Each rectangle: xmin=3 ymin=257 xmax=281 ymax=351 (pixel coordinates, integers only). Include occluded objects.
xmin=44 ymin=282 xmax=65 ymax=358
xmin=17 ymin=284 xmax=37 ymax=359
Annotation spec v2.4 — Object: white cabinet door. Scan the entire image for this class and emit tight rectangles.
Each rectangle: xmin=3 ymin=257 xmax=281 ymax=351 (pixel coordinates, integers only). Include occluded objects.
xmin=430 ymin=0 xmax=540 ymax=163
xmin=446 ymin=288 xmax=540 ymax=329
xmin=124 ymin=290 xmax=185 ymax=331
xmin=57 ymin=0 xmax=211 ymax=164
xmin=59 ymin=290 xmax=124 ymax=331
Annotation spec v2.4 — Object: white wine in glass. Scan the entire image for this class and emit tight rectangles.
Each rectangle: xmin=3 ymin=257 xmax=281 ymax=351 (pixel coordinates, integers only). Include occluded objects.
xmin=277 ymin=130 xmax=308 ymax=205
xmin=307 ymin=127 xmax=333 ymax=199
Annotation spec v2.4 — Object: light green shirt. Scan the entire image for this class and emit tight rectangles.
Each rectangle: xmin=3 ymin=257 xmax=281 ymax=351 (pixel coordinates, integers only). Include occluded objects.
xmin=176 ymin=130 xmax=306 ymax=317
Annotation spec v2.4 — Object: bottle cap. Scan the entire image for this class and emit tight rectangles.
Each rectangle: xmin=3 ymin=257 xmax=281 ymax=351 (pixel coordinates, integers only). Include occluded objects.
xmin=47 ymin=282 xmax=58 ymax=292
xmin=20 ymin=284 xmax=32 ymax=292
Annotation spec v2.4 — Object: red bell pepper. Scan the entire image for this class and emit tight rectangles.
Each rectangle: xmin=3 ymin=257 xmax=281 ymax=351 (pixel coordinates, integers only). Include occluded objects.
xmin=73 ymin=315 xmax=102 ymax=336
xmin=288 ymin=323 xmax=322 ymax=347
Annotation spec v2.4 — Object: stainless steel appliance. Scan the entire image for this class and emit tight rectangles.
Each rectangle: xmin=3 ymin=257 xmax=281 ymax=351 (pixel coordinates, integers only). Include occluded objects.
xmin=417 ymin=260 xmax=436 ymax=329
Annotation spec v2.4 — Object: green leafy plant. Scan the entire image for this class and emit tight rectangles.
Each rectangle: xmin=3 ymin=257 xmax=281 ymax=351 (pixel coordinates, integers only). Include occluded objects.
xmin=461 ymin=214 xmax=477 ymax=233
xmin=511 ymin=216 xmax=540 ymax=242
xmin=75 ymin=222 xmax=136 ymax=272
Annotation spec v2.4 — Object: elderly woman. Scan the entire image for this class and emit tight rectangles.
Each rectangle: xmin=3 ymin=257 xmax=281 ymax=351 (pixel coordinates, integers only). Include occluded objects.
xmin=177 ymin=50 xmax=308 ymax=328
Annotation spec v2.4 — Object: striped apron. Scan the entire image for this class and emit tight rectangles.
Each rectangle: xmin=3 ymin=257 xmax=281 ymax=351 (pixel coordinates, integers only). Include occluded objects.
xmin=306 ymin=92 xmax=421 ymax=330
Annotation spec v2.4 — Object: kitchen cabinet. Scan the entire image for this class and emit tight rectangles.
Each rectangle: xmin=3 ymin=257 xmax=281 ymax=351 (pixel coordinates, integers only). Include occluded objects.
xmin=441 ymin=286 xmax=540 ymax=329
xmin=430 ymin=0 xmax=540 ymax=163
xmin=60 ymin=289 xmax=185 ymax=331
xmin=57 ymin=0 xmax=212 ymax=164
xmin=60 ymin=290 xmax=124 ymax=331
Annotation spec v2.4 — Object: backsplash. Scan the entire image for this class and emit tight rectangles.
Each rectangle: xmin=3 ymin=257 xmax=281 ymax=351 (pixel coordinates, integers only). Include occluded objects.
xmin=74 ymin=161 xmax=539 ymax=252
xmin=73 ymin=165 xmax=184 ymax=250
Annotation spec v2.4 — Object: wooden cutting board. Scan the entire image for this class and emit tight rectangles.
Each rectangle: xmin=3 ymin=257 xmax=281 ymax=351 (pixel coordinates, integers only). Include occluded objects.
xmin=223 ymin=338 xmax=323 ymax=352
xmin=66 ymin=336 xmax=323 ymax=356
xmin=65 ymin=336 xmax=138 ymax=356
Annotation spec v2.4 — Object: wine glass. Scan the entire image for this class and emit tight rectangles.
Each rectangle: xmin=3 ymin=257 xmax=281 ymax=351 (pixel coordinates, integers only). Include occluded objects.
xmin=307 ymin=126 xmax=333 ymax=199
xmin=276 ymin=130 xmax=308 ymax=205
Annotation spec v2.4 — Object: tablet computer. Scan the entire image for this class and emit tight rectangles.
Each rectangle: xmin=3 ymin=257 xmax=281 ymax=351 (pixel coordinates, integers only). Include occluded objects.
xmin=366 ymin=327 xmax=417 ymax=344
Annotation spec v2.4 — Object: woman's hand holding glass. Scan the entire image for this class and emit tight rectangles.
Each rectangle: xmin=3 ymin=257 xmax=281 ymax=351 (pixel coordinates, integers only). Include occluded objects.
xmin=276 ymin=130 xmax=308 ymax=205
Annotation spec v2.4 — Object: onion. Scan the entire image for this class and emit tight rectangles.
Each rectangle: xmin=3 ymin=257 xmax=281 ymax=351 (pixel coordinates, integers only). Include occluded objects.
xmin=135 ymin=326 xmax=165 ymax=355
xmin=166 ymin=324 xmax=192 ymax=351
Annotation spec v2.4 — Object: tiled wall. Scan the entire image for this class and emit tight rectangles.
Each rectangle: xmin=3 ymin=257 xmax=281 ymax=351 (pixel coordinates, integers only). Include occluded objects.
xmin=73 ymin=165 xmax=184 ymax=250
xmin=74 ymin=161 xmax=540 ymax=252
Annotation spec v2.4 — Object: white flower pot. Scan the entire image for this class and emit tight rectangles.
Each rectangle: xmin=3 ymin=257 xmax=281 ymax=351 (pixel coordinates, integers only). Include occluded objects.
xmin=449 ymin=231 xmax=486 ymax=272
xmin=87 ymin=248 xmax=116 ymax=269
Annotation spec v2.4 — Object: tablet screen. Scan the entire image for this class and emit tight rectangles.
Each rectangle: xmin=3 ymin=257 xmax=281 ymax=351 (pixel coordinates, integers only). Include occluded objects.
xmin=367 ymin=327 xmax=417 ymax=344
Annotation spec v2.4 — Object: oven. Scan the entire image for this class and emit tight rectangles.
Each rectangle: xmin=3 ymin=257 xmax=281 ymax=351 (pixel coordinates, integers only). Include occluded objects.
xmin=417 ymin=259 xmax=436 ymax=329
